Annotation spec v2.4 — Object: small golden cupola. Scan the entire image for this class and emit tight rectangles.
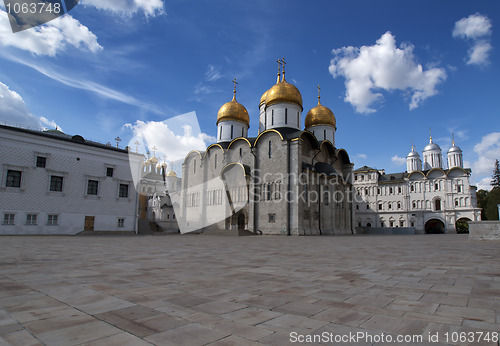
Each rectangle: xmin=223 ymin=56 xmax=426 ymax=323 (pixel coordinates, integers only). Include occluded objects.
xmin=216 ymin=79 xmax=250 ymax=126
xmin=305 ymin=85 xmax=337 ymax=145
xmin=216 ymin=79 xmax=250 ymax=143
xmin=305 ymin=85 xmax=336 ymax=128
xmin=264 ymin=58 xmax=303 ymax=110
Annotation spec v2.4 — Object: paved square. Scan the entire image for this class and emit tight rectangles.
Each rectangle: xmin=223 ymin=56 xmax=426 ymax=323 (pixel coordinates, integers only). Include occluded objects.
xmin=0 ymin=234 xmax=499 ymax=345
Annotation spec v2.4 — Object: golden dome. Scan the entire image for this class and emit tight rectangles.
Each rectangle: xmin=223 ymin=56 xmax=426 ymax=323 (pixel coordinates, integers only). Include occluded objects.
xmin=166 ymin=170 xmax=177 ymax=177
xmin=259 ymin=89 xmax=268 ymax=107
xmin=265 ymin=79 xmax=303 ymax=110
xmin=216 ymin=94 xmax=249 ymax=125
xmin=148 ymin=155 xmax=158 ymax=164
xmin=305 ymin=100 xmax=336 ymax=128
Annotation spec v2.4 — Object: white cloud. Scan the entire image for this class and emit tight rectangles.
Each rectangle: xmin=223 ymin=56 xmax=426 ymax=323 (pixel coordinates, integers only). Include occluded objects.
xmin=80 ymin=0 xmax=164 ymax=16
xmin=471 ymin=132 xmax=500 ymax=189
xmin=453 ymin=13 xmax=493 ymax=66
xmin=125 ymin=112 xmax=216 ymax=162
xmin=453 ymin=13 xmax=492 ymax=40
xmin=0 ymin=81 xmax=60 ymax=130
xmin=1 ymin=53 xmax=165 ymax=114
xmin=391 ymin=155 xmax=407 ymax=166
xmin=0 ymin=9 xmax=101 ymax=55
xmin=356 ymin=153 xmax=367 ymax=160
xmin=205 ymin=65 xmax=222 ymax=82
xmin=329 ymin=32 xmax=446 ymax=113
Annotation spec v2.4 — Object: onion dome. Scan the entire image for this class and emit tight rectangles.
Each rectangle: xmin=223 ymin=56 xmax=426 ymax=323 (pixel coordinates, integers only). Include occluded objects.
xmin=305 ymin=93 xmax=336 ymax=128
xmin=216 ymin=93 xmax=249 ymax=126
xmin=148 ymin=155 xmax=158 ymax=164
xmin=448 ymin=136 xmax=462 ymax=153
xmin=166 ymin=170 xmax=177 ymax=177
xmin=264 ymin=71 xmax=302 ymax=110
xmin=407 ymin=145 xmax=420 ymax=158
xmin=259 ymin=89 xmax=268 ymax=107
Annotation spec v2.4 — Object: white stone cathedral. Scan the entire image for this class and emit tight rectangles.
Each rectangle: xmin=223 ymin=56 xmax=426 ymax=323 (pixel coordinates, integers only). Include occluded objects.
xmin=177 ymin=60 xmax=355 ymax=235
xmin=353 ymin=134 xmax=481 ymax=234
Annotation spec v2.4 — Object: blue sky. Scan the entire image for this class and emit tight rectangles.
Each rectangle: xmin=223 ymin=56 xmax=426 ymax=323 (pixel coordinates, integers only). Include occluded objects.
xmin=0 ymin=0 xmax=499 ymax=189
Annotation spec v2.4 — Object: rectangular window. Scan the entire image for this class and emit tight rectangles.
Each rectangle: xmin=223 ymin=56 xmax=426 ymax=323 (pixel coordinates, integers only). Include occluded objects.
xmin=378 ymin=203 xmax=382 ymax=210
xmin=6 ymin=170 xmax=22 ymax=188
xmin=230 ymin=125 xmax=233 ymax=138
xmin=285 ymin=108 xmax=288 ymax=124
xmin=214 ymin=154 xmax=217 ymax=169
xmin=400 ymin=220 xmax=404 ymax=227
xmin=106 ymin=167 xmax=114 ymax=177
xmin=457 ymin=185 xmax=462 ymax=193
xmin=268 ymin=141 xmax=272 ymax=158
xmin=50 ymin=176 xmax=64 ymax=192
xmin=47 ymin=214 xmax=58 ymax=225
xmin=119 ymin=184 xmax=129 ymax=198
xmin=398 ymin=187 xmax=402 ymax=193
xmin=36 ymin=156 xmax=46 ymax=168
xmin=117 ymin=218 xmax=125 ymax=228
xmin=271 ymin=110 xmax=274 ymax=125
xmin=87 ymin=180 xmax=99 ymax=195
xmin=26 ymin=214 xmax=37 ymax=225
xmin=3 ymin=214 xmax=15 ymax=225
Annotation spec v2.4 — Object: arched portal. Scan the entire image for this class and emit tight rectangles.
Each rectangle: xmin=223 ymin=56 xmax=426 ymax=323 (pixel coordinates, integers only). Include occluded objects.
xmin=425 ymin=219 xmax=445 ymax=234
xmin=455 ymin=217 xmax=472 ymax=234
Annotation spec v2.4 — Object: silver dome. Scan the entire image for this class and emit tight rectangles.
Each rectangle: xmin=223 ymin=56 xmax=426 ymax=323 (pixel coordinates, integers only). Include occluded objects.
xmin=407 ymin=150 xmax=420 ymax=158
xmin=423 ymin=142 xmax=441 ymax=152
xmin=448 ymin=145 xmax=462 ymax=153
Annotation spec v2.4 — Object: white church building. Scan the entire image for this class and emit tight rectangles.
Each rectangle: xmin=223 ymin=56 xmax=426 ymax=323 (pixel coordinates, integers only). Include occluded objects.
xmin=353 ymin=135 xmax=481 ymax=234
xmin=178 ymin=60 xmax=355 ymax=235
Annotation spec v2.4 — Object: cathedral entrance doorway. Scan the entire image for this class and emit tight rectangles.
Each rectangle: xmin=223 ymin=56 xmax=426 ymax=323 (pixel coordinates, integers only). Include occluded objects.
xmin=455 ymin=217 xmax=471 ymax=234
xmin=425 ymin=219 xmax=445 ymax=234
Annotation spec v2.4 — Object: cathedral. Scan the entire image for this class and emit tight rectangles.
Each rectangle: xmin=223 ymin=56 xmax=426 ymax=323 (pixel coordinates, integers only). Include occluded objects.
xmin=353 ymin=134 xmax=481 ymax=234
xmin=176 ymin=60 xmax=355 ymax=235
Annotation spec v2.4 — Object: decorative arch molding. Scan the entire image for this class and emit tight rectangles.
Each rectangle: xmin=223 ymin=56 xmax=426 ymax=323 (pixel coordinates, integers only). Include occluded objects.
xmin=227 ymin=137 xmax=252 ymax=150
xmin=220 ymin=162 xmax=251 ymax=178
xmin=184 ymin=150 xmax=203 ymax=161
xmin=319 ymin=140 xmax=336 ymax=155
xmin=203 ymin=143 xmax=225 ymax=160
xmin=336 ymin=148 xmax=351 ymax=164
xmin=408 ymin=171 xmax=425 ymax=180
xmin=254 ymin=129 xmax=284 ymax=147
xmin=298 ymin=130 xmax=319 ymax=149
xmin=426 ymin=167 xmax=447 ymax=178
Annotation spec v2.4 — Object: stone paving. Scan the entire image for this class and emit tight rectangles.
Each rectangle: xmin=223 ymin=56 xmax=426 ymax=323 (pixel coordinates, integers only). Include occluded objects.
xmin=0 ymin=234 xmax=499 ymax=346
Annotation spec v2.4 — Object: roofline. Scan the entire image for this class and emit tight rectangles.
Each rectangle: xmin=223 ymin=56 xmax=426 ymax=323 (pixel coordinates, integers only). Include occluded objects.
xmin=0 ymin=124 xmax=133 ymax=155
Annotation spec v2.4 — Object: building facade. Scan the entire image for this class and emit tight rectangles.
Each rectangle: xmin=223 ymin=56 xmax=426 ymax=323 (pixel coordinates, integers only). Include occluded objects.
xmin=353 ymin=136 xmax=481 ymax=234
xmin=178 ymin=62 xmax=355 ymax=235
xmin=0 ymin=125 xmax=143 ymax=235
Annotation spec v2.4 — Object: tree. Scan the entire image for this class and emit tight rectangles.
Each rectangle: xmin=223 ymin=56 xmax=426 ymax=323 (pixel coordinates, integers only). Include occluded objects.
xmin=476 ymin=189 xmax=489 ymax=220
xmin=485 ymin=187 xmax=500 ymax=220
xmin=492 ymin=159 xmax=500 ymax=188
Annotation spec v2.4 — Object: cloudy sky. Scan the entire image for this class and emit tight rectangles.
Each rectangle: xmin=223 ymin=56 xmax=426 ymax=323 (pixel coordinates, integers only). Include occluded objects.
xmin=0 ymin=0 xmax=499 ymax=189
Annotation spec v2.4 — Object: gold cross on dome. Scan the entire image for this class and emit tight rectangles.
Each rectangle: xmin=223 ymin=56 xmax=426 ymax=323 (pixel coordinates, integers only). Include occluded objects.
xmin=232 ymin=78 xmax=238 ymax=91
xmin=151 ymin=146 xmax=158 ymax=156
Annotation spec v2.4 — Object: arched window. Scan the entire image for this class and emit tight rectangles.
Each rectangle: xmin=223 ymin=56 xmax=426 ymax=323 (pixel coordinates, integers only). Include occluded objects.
xmin=410 ymin=184 xmax=414 ymax=192
xmin=271 ymin=110 xmax=274 ymax=125
xmin=239 ymin=147 xmax=242 ymax=158
xmin=435 ymin=199 xmax=441 ymax=211
xmin=285 ymin=108 xmax=288 ymax=124
xmin=268 ymin=141 xmax=272 ymax=158
xmin=193 ymin=160 xmax=196 ymax=174
xmin=230 ymin=125 xmax=233 ymax=138
xmin=219 ymin=126 xmax=222 ymax=139
xmin=324 ymin=186 xmax=329 ymax=205
xmin=214 ymin=154 xmax=217 ymax=169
